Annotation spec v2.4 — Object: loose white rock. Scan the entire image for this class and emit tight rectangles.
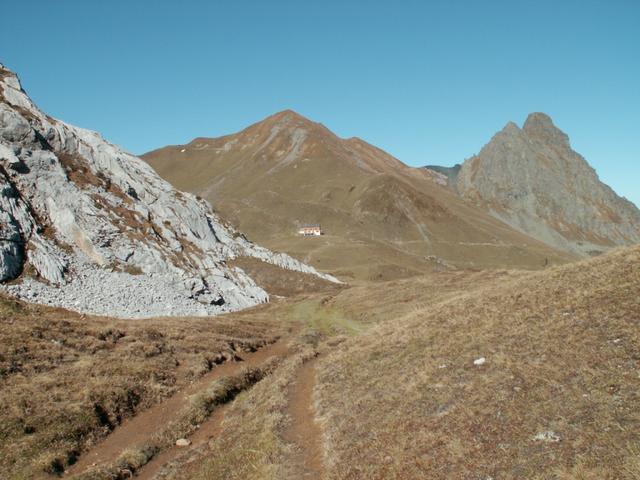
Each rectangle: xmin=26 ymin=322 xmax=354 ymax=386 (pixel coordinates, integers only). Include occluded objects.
xmin=473 ymin=357 xmax=486 ymax=366
xmin=0 ymin=64 xmax=339 ymax=318
xmin=532 ymin=430 xmax=561 ymax=443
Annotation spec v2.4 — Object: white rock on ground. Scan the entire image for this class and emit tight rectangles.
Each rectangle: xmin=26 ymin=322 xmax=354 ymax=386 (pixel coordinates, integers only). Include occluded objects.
xmin=0 ymin=64 xmax=339 ymax=318
xmin=532 ymin=430 xmax=561 ymax=443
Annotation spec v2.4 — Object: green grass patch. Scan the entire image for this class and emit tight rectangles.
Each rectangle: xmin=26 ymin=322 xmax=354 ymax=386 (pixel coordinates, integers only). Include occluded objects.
xmin=287 ymin=300 xmax=365 ymax=336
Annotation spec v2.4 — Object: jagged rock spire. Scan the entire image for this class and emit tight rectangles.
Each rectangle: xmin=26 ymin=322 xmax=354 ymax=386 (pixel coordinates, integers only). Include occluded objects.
xmin=456 ymin=113 xmax=640 ymax=255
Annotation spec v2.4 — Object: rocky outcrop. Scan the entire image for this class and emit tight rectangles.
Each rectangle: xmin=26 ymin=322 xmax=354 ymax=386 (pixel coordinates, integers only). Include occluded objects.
xmin=421 ymin=164 xmax=461 ymax=187
xmin=0 ymin=64 xmax=338 ymax=318
xmin=455 ymin=113 xmax=640 ymax=255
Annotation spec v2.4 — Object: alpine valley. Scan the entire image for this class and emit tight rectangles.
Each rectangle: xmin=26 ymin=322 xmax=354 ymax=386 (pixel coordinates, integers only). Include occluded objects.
xmin=1 ymin=63 xmax=639 ymax=480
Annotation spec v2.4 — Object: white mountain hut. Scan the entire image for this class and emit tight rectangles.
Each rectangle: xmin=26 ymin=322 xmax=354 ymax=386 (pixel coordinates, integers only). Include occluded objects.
xmin=298 ymin=224 xmax=323 ymax=236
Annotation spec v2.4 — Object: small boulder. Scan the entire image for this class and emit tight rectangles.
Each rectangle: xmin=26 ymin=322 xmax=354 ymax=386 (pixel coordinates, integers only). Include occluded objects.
xmin=473 ymin=357 xmax=486 ymax=366
xmin=175 ymin=438 xmax=191 ymax=447
xmin=532 ymin=430 xmax=561 ymax=443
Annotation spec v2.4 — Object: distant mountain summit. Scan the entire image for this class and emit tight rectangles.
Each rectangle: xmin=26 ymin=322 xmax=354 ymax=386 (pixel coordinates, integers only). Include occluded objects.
xmin=0 ymin=65 xmax=336 ymax=317
xmin=144 ymin=110 xmax=571 ymax=280
xmin=446 ymin=112 xmax=640 ymax=255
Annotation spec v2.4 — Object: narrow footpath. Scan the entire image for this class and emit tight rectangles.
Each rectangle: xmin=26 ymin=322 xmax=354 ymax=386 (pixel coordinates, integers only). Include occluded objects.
xmin=282 ymin=358 xmax=325 ymax=479
xmin=65 ymin=339 xmax=290 ymax=477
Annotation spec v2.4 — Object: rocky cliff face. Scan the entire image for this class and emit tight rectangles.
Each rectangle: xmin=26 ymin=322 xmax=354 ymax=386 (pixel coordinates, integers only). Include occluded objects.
xmin=0 ymin=64 xmax=337 ymax=318
xmin=455 ymin=113 xmax=640 ymax=255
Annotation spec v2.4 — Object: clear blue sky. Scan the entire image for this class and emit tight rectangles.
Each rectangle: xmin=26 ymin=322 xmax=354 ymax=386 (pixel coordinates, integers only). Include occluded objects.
xmin=1 ymin=0 xmax=638 ymax=206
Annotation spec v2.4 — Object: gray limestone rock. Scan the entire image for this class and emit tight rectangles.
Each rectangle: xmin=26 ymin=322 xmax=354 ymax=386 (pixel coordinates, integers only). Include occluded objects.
xmin=0 ymin=64 xmax=339 ymax=318
xmin=455 ymin=112 xmax=640 ymax=256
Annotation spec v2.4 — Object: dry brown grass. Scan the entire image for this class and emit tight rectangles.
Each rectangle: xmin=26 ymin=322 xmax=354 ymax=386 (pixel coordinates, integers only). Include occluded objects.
xmin=0 ymin=296 xmax=281 ymax=479
xmin=315 ymin=246 xmax=640 ymax=479
xmin=328 ymin=267 xmax=528 ymax=326
xmin=229 ymin=256 xmax=344 ymax=298
xmin=74 ymin=358 xmax=282 ymax=480
xmin=3 ymin=246 xmax=638 ymax=479
xmin=138 ymin=298 xmax=357 ymax=479
xmin=157 ymin=346 xmax=319 ymax=480
xmin=57 ymin=152 xmax=123 ymax=195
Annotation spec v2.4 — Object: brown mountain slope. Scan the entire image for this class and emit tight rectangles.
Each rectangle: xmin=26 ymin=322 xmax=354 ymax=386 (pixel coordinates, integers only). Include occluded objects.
xmin=450 ymin=113 xmax=640 ymax=256
xmin=116 ymin=245 xmax=640 ymax=480
xmin=143 ymin=110 xmax=572 ymax=280
xmin=315 ymin=244 xmax=640 ymax=479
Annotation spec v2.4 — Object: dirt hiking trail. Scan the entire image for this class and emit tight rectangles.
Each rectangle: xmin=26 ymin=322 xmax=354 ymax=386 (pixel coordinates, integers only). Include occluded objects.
xmin=282 ymin=358 xmax=324 ymax=479
xmin=134 ymin=403 xmax=229 ymax=480
xmin=66 ymin=339 xmax=290 ymax=477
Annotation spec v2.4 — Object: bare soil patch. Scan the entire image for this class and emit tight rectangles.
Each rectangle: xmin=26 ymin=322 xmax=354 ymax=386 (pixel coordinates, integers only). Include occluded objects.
xmin=282 ymin=357 xmax=324 ymax=479
xmin=66 ymin=339 xmax=290 ymax=477
xmin=132 ymin=340 xmax=292 ymax=480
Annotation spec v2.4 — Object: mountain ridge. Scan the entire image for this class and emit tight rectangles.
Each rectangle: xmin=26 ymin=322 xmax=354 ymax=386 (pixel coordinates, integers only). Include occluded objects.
xmin=143 ymin=110 xmax=573 ymax=280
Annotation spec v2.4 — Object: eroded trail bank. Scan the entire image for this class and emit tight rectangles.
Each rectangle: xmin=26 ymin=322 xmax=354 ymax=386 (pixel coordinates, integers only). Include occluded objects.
xmin=134 ymin=402 xmax=229 ymax=480
xmin=65 ymin=339 xmax=290 ymax=478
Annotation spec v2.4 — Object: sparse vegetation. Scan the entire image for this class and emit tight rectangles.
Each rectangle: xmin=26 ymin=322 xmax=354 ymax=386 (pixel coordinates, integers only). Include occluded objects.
xmin=2 ymin=246 xmax=639 ymax=479
xmin=143 ymin=111 xmax=573 ymax=282
xmin=315 ymin=246 xmax=640 ymax=479
xmin=75 ymin=359 xmax=282 ymax=480
xmin=229 ymin=256 xmax=343 ymax=298
xmin=121 ymin=264 xmax=144 ymax=275
xmin=0 ymin=295 xmax=280 ymax=478
xmin=178 ymin=348 xmax=319 ymax=480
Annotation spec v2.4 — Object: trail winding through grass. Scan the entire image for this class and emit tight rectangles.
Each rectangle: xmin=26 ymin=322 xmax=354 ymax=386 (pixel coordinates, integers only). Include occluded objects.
xmin=282 ymin=357 xmax=324 ymax=479
xmin=65 ymin=339 xmax=289 ymax=478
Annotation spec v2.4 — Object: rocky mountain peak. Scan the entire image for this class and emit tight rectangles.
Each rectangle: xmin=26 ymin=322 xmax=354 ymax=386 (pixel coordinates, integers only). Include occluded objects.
xmin=522 ymin=112 xmax=571 ymax=148
xmin=455 ymin=113 xmax=640 ymax=255
xmin=500 ymin=121 xmax=521 ymax=134
xmin=261 ymin=109 xmax=320 ymax=132
xmin=0 ymin=65 xmax=338 ymax=318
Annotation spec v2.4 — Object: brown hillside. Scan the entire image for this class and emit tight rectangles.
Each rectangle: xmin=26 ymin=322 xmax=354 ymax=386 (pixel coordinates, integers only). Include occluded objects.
xmin=139 ymin=246 xmax=640 ymax=480
xmin=4 ymin=246 xmax=638 ymax=479
xmin=0 ymin=295 xmax=282 ymax=478
xmin=143 ymin=111 xmax=573 ymax=280
xmin=315 ymin=245 xmax=640 ymax=479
